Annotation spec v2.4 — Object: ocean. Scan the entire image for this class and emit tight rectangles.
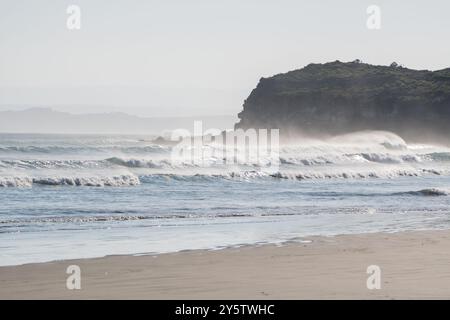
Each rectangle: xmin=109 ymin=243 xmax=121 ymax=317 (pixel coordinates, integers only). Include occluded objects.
xmin=1 ymin=131 xmax=450 ymax=266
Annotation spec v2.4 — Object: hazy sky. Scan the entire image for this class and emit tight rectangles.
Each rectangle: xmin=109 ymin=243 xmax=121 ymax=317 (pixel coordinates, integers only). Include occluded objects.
xmin=1 ymin=0 xmax=449 ymax=117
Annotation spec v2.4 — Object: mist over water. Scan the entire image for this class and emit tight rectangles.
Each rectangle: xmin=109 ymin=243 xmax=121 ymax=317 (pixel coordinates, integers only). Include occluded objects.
xmin=2 ymin=131 xmax=450 ymax=265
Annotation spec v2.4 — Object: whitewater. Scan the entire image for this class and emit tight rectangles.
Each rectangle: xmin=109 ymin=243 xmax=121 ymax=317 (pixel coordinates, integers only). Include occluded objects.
xmin=1 ymin=131 xmax=450 ymax=266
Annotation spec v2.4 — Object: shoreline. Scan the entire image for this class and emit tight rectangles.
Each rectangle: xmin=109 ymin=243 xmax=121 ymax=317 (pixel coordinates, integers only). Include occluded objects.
xmin=1 ymin=230 xmax=450 ymax=299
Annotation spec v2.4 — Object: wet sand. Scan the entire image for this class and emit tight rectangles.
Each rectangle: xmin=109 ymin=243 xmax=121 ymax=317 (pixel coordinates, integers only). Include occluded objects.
xmin=1 ymin=230 xmax=450 ymax=299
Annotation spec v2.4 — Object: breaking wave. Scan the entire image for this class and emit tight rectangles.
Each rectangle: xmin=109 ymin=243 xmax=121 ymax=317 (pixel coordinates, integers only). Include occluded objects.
xmin=0 ymin=159 xmax=108 ymax=170
xmin=139 ymin=167 xmax=444 ymax=183
xmin=0 ymin=151 xmax=443 ymax=171
xmin=106 ymin=157 xmax=173 ymax=168
xmin=0 ymin=174 xmax=140 ymax=187
xmin=2 ymin=131 xmax=450 ymax=187
xmin=1 ymin=167 xmax=449 ymax=188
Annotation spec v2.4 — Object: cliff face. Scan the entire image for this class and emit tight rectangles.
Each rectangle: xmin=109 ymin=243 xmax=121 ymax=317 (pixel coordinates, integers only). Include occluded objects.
xmin=235 ymin=61 xmax=450 ymax=140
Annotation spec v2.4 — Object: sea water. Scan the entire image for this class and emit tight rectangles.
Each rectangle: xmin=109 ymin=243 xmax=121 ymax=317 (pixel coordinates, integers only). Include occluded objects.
xmin=1 ymin=132 xmax=450 ymax=266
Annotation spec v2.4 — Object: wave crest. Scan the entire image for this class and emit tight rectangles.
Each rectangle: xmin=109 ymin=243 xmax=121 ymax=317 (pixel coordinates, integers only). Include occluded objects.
xmin=0 ymin=174 xmax=140 ymax=187
xmin=402 ymin=188 xmax=450 ymax=196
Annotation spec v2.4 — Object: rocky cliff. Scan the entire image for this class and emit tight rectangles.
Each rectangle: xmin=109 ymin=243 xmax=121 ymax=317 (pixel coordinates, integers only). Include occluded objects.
xmin=235 ymin=61 xmax=450 ymax=141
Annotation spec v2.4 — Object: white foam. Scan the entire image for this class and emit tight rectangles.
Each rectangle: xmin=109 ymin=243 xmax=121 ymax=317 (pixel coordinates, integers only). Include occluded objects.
xmin=0 ymin=176 xmax=33 ymax=187
xmin=0 ymin=174 xmax=140 ymax=187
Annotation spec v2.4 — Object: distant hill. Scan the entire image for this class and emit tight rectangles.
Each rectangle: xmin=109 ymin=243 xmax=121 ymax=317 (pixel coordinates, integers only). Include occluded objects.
xmin=235 ymin=61 xmax=450 ymax=141
xmin=0 ymin=108 xmax=237 ymax=134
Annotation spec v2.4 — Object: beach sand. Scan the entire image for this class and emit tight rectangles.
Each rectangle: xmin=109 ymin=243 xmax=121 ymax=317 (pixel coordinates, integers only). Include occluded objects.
xmin=1 ymin=230 xmax=450 ymax=299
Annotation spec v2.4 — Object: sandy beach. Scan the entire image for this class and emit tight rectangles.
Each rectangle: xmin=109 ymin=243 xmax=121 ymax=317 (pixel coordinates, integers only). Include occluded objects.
xmin=1 ymin=230 xmax=450 ymax=299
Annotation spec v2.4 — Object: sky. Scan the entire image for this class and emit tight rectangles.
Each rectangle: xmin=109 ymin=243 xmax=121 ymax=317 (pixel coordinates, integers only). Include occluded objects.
xmin=1 ymin=0 xmax=449 ymax=117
